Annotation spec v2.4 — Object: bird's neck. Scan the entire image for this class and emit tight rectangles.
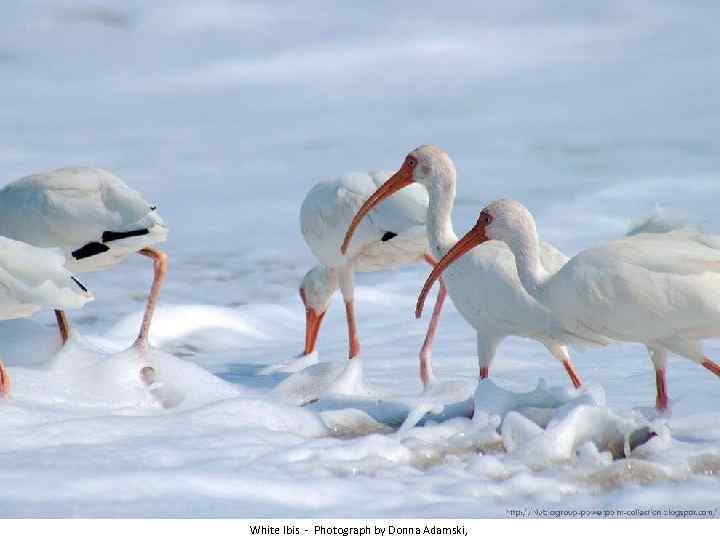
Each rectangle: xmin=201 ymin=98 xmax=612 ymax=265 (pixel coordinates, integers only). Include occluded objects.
xmin=426 ymin=180 xmax=459 ymax=259
xmin=506 ymin=222 xmax=550 ymax=299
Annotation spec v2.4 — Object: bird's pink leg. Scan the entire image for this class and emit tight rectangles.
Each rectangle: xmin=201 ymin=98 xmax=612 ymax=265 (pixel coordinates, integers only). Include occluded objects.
xmin=479 ymin=366 xmax=490 ymax=379
xmin=419 ymin=283 xmax=446 ymax=385
xmin=345 ymin=300 xmax=360 ymax=360
xmin=563 ymin=360 xmax=583 ymax=389
xmin=702 ymin=357 xmax=720 ymax=378
xmin=54 ymin=310 xmax=70 ymax=345
xmin=0 ymin=358 xmax=10 ymax=397
xmin=419 ymin=255 xmax=448 ymax=386
xmin=133 ymin=247 xmax=168 ymax=353
xmin=655 ymin=368 xmax=669 ymax=411
xmin=548 ymin=346 xmax=583 ymax=388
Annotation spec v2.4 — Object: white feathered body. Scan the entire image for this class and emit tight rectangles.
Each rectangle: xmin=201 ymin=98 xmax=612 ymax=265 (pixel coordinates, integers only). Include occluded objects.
xmin=0 ymin=237 xmax=93 ymax=319
xmin=300 ymin=171 xmax=429 ymax=272
xmin=434 ymin=238 xmax=570 ymax=343
xmin=540 ymin=229 xmax=720 ymax=357
xmin=0 ymin=167 xmax=168 ymax=272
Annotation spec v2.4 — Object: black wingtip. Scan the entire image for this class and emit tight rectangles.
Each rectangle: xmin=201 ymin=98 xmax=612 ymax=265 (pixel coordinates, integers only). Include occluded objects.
xmin=150 ymin=205 xmax=157 ymax=211
xmin=381 ymin=231 xmax=398 ymax=242
xmin=70 ymin=276 xmax=89 ymax=293
xmin=102 ymin=228 xmax=150 ymax=243
xmin=72 ymin=242 xmax=110 ymax=260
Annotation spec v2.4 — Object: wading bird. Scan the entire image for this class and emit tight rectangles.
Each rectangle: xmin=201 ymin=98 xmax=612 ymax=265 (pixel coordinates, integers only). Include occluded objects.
xmin=341 ymin=146 xmax=583 ymax=388
xmin=0 ymin=237 xmax=93 ymax=396
xmin=300 ymin=171 xmax=447 ymax=386
xmin=418 ymin=198 xmax=720 ymax=410
xmin=0 ymin=167 xmax=168 ymax=356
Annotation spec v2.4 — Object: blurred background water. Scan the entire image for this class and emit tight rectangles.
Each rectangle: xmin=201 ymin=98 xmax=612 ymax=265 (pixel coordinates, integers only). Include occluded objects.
xmin=1 ymin=0 xmax=719 ymax=329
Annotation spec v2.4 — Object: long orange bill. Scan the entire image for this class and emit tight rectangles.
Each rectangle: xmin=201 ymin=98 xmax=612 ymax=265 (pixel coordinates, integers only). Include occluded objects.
xmin=304 ymin=308 xmax=326 ymax=355
xmin=340 ymin=161 xmax=414 ymax=255
xmin=416 ymin=222 xmax=489 ymax=318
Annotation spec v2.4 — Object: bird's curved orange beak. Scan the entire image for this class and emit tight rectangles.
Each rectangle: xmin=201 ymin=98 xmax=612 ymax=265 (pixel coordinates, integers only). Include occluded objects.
xmin=341 ymin=159 xmax=415 ymax=255
xmin=416 ymin=220 xmax=489 ymax=318
xmin=300 ymin=289 xmax=326 ymax=355
xmin=304 ymin=308 xmax=326 ymax=355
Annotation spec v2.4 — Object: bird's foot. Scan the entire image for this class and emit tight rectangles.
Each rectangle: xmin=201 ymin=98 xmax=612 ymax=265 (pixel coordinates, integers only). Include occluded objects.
xmin=655 ymin=396 xmax=670 ymax=413
xmin=134 ymin=339 xmax=157 ymax=388
xmin=140 ymin=366 xmax=179 ymax=409
xmin=140 ymin=366 xmax=157 ymax=386
xmin=654 ymin=394 xmax=672 ymax=416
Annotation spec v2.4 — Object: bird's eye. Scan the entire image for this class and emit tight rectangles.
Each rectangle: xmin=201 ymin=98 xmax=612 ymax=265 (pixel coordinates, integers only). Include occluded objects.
xmin=407 ymin=156 xmax=417 ymax=168
xmin=479 ymin=212 xmax=492 ymax=226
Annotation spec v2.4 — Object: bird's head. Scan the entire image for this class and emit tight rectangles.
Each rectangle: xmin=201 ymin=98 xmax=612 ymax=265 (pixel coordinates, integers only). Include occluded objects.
xmin=298 ymin=266 xmax=338 ymax=355
xmin=407 ymin=144 xmax=457 ymax=191
xmin=415 ymin=199 xmax=533 ymax=317
xmin=477 ymin=199 xmax=535 ymax=246
xmin=341 ymin=144 xmax=455 ymax=255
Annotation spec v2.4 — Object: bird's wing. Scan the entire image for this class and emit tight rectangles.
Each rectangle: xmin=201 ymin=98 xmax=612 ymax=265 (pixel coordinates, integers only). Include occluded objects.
xmin=546 ymin=230 xmax=720 ymax=344
xmin=625 ymin=207 xmax=689 ymax=237
xmin=540 ymin=253 xmax=628 ymax=347
xmin=300 ymin=172 xmax=428 ymax=268
xmin=365 ymin=170 xmax=428 ymax=236
xmin=300 ymin=174 xmax=379 ymax=256
xmin=0 ymin=237 xmax=93 ymax=312
xmin=606 ymin=230 xmax=720 ymax=276
xmin=536 ymin=209 xmax=689 ymax=277
xmin=0 ymin=167 xmax=159 ymax=248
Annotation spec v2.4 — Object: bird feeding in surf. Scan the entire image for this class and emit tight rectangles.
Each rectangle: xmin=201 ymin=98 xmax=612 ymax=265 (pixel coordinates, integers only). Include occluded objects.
xmin=299 ymin=171 xmax=448 ymax=386
xmin=417 ymin=198 xmax=720 ymax=411
xmin=0 ymin=167 xmax=168 ymax=382
xmin=0 ymin=237 xmax=93 ymax=397
xmin=341 ymin=145 xmax=584 ymax=388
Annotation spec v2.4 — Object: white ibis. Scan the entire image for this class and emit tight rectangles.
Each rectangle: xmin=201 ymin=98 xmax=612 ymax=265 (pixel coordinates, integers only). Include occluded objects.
xmin=342 ymin=146 xmax=584 ymax=388
xmin=300 ymin=171 xmax=447 ymax=386
xmin=418 ymin=198 xmax=720 ymax=411
xmin=0 ymin=167 xmax=168 ymax=356
xmin=0 ymin=237 xmax=93 ymax=396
